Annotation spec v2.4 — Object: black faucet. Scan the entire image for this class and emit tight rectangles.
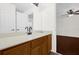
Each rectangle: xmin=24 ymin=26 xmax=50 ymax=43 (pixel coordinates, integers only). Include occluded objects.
xmin=25 ymin=26 xmax=32 ymax=35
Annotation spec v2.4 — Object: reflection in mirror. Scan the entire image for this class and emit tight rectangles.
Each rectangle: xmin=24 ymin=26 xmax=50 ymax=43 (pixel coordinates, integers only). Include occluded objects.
xmin=15 ymin=3 xmax=34 ymax=32
xmin=28 ymin=13 xmax=33 ymax=22
xmin=0 ymin=3 xmax=34 ymax=34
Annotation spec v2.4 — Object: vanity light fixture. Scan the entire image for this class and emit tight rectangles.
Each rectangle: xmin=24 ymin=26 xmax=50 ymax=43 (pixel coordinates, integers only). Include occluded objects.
xmin=62 ymin=9 xmax=79 ymax=17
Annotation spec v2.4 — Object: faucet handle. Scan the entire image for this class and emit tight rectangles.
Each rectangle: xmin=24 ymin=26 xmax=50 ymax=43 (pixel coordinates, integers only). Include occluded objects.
xmin=29 ymin=27 xmax=32 ymax=32
xmin=29 ymin=27 xmax=32 ymax=30
xmin=25 ymin=27 xmax=29 ymax=32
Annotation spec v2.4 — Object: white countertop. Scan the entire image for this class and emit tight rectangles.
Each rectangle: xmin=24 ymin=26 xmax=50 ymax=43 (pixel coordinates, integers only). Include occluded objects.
xmin=0 ymin=31 xmax=52 ymax=50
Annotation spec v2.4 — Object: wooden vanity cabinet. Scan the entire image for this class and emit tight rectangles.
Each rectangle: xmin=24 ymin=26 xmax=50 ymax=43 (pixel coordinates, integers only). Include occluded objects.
xmin=42 ymin=34 xmax=52 ymax=54
xmin=2 ymin=42 xmax=31 ymax=55
xmin=0 ymin=34 xmax=52 ymax=55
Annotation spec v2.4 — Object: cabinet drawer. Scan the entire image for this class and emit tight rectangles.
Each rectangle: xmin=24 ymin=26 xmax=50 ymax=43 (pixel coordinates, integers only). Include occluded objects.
xmin=31 ymin=37 xmax=43 ymax=48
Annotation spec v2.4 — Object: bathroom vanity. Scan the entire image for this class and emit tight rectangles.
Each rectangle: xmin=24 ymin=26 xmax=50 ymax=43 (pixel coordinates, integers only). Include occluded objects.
xmin=0 ymin=32 xmax=52 ymax=55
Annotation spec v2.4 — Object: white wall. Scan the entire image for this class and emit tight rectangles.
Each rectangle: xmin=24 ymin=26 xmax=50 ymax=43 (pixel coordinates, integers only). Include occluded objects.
xmin=33 ymin=3 xmax=56 ymax=52
xmin=33 ymin=7 xmax=42 ymax=31
xmin=0 ymin=3 xmax=16 ymax=33
xmin=56 ymin=3 xmax=79 ymax=37
xmin=41 ymin=5 xmax=56 ymax=52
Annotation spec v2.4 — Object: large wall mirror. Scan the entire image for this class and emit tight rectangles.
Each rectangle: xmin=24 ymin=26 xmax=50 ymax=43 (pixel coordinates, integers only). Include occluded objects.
xmin=0 ymin=3 xmax=34 ymax=34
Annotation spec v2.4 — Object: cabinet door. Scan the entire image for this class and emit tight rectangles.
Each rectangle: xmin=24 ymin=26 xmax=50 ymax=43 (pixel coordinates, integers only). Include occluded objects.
xmin=41 ymin=42 xmax=48 ymax=55
xmin=41 ymin=35 xmax=52 ymax=55
xmin=0 ymin=4 xmax=15 ymax=33
xmin=2 ymin=42 xmax=31 ymax=55
xmin=31 ymin=37 xmax=42 ymax=55
xmin=31 ymin=46 xmax=42 ymax=55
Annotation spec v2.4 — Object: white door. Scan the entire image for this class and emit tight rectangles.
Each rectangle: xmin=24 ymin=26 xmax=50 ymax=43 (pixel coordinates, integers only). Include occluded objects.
xmin=0 ymin=4 xmax=16 ymax=33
